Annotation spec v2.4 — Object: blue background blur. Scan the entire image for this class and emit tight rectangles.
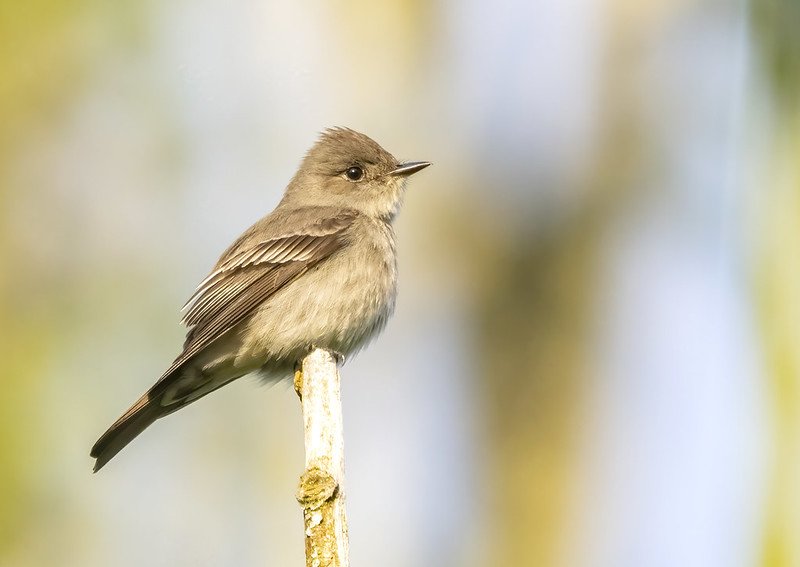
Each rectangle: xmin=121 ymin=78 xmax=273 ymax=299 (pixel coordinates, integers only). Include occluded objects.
xmin=1 ymin=1 xmax=798 ymax=566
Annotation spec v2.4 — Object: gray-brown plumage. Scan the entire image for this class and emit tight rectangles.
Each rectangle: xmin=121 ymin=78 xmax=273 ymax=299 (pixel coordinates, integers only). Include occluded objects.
xmin=90 ymin=127 xmax=430 ymax=472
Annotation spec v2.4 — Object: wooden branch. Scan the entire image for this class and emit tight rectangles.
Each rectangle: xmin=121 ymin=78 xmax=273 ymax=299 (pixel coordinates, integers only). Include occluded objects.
xmin=294 ymin=348 xmax=349 ymax=567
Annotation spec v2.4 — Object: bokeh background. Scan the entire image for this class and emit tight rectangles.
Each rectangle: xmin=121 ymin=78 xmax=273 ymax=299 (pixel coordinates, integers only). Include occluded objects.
xmin=1 ymin=0 xmax=799 ymax=566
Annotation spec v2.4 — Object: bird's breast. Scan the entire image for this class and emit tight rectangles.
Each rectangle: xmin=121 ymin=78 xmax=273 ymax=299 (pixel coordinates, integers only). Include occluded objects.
xmin=236 ymin=218 xmax=398 ymax=369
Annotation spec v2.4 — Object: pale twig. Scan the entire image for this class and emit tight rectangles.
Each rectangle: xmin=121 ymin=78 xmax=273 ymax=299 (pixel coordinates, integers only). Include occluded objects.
xmin=295 ymin=348 xmax=349 ymax=567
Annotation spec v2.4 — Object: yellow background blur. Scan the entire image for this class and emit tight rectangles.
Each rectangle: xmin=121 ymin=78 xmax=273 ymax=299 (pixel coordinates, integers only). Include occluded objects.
xmin=1 ymin=1 xmax=798 ymax=566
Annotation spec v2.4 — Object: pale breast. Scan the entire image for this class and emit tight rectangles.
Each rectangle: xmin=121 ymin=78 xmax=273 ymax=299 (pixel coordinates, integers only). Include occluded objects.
xmin=234 ymin=216 xmax=398 ymax=369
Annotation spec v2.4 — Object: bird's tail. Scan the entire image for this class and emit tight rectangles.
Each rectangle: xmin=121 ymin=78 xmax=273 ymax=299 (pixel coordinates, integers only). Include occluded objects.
xmin=90 ymin=367 xmax=244 ymax=472
xmin=90 ymin=393 xmax=162 ymax=473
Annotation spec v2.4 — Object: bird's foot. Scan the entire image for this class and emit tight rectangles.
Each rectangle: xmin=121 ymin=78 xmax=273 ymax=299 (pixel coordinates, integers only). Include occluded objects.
xmin=329 ymin=349 xmax=345 ymax=366
xmin=294 ymin=346 xmax=345 ymax=399
xmin=305 ymin=344 xmax=345 ymax=365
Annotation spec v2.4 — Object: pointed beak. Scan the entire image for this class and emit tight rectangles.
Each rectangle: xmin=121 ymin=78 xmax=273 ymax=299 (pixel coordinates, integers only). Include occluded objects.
xmin=389 ymin=161 xmax=431 ymax=177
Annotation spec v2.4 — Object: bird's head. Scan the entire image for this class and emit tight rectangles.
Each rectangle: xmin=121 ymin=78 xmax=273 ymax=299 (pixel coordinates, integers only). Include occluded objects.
xmin=282 ymin=127 xmax=430 ymax=220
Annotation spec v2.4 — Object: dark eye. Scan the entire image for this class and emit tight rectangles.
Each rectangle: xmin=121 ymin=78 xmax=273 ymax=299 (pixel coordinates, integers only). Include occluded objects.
xmin=345 ymin=166 xmax=364 ymax=181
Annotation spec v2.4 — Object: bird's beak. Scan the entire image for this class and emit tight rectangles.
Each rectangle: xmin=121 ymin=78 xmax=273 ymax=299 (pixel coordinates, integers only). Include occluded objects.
xmin=389 ymin=161 xmax=431 ymax=177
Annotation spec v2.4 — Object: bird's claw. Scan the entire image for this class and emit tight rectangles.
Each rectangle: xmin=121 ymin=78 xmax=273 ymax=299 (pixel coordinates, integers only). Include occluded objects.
xmin=306 ymin=344 xmax=345 ymax=366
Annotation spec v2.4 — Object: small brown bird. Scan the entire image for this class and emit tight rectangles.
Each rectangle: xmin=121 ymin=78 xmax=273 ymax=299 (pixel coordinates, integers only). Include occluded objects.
xmin=90 ymin=127 xmax=430 ymax=471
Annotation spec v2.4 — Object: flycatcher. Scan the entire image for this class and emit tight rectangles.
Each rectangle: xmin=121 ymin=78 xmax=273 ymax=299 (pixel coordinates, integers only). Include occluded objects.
xmin=90 ymin=127 xmax=430 ymax=471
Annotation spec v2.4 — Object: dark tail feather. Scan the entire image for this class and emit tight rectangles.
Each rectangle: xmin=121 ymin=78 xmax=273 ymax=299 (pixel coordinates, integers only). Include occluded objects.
xmin=91 ymin=367 xmax=244 ymax=472
xmin=90 ymin=394 xmax=162 ymax=472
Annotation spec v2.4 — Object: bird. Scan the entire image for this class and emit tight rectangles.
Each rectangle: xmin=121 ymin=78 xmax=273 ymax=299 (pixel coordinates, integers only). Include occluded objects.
xmin=90 ymin=127 xmax=430 ymax=472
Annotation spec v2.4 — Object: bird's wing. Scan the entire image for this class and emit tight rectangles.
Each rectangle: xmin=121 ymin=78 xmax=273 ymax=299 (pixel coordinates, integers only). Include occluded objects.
xmin=90 ymin=209 xmax=358 ymax=472
xmin=157 ymin=209 xmax=358 ymax=386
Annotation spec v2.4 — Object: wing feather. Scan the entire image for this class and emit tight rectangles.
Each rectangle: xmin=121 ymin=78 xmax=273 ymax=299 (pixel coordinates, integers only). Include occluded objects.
xmin=157 ymin=210 xmax=357 ymax=387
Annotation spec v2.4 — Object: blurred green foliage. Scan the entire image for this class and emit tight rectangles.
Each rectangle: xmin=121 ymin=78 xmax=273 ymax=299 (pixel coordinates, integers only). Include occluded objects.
xmin=752 ymin=0 xmax=800 ymax=109
xmin=751 ymin=1 xmax=800 ymax=566
xmin=0 ymin=0 xmax=146 ymax=553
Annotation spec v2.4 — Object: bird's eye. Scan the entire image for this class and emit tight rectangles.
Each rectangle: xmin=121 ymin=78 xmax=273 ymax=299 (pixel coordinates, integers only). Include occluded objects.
xmin=345 ymin=166 xmax=364 ymax=181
